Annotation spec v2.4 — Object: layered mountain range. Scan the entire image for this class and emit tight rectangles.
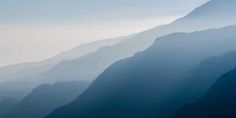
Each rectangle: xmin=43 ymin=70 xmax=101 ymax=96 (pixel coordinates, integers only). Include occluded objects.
xmin=25 ymin=0 xmax=236 ymax=85
xmin=1 ymin=0 xmax=236 ymax=118
xmin=11 ymin=0 xmax=236 ymax=86
xmin=0 ymin=37 xmax=124 ymax=100
xmin=46 ymin=24 xmax=236 ymax=118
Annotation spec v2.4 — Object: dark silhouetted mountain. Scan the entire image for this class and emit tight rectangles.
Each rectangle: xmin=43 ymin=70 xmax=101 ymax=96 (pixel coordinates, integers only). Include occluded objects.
xmin=171 ymin=67 xmax=236 ymax=118
xmin=1 ymin=81 xmax=90 ymax=118
xmin=45 ymin=24 xmax=236 ymax=118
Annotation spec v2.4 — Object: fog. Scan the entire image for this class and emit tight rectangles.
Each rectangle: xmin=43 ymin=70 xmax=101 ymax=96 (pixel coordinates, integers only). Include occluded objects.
xmin=0 ymin=0 xmax=208 ymax=67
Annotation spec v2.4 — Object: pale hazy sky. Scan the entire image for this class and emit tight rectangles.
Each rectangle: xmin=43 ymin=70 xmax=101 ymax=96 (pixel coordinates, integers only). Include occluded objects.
xmin=0 ymin=0 xmax=208 ymax=67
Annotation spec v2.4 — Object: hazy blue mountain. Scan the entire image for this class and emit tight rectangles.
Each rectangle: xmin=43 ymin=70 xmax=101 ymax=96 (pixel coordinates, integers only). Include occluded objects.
xmin=171 ymin=67 xmax=236 ymax=118
xmin=0 ymin=98 xmax=18 ymax=117
xmin=45 ymin=25 xmax=236 ymax=118
xmin=0 ymin=83 xmax=29 ymax=102
xmin=177 ymin=51 xmax=236 ymax=102
xmin=0 ymin=37 xmax=124 ymax=101
xmin=2 ymin=0 xmax=236 ymax=85
xmin=0 ymin=81 xmax=90 ymax=118
xmin=0 ymin=36 xmax=124 ymax=82
xmin=30 ymin=0 xmax=236 ymax=85
xmin=1 ymin=0 xmax=236 ymax=105
xmin=172 ymin=0 xmax=236 ymax=29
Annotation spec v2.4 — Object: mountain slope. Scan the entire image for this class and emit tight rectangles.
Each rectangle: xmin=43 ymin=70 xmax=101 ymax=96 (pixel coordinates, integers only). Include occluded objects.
xmin=176 ymin=51 xmax=236 ymax=101
xmin=172 ymin=0 xmax=236 ymax=29
xmin=0 ymin=36 xmax=124 ymax=83
xmin=1 ymin=81 xmax=90 ymax=118
xmin=46 ymin=25 xmax=236 ymax=118
xmin=1 ymin=0 xmax=236 ymax=104
xmin=171 ymin=67 xmax=236 ymax=118
xmin=0 ymin=98 xmax=18 ymax=117
xmin=2 ymin=0 xmax=236 ymax=85
xmin=0 ymin=37 xmax=124 ymax=101
xmin=32 ymin=0 xmax=236 ymax=85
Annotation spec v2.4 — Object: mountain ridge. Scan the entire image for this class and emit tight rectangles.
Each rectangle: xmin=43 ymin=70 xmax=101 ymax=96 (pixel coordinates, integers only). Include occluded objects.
xmin=171 ymin=67 xmax=236 ymax=118
xmin=45 ymin=24 xmax=236 ymax=118
xmin=1 ymin=81 xmax=90 ymax=118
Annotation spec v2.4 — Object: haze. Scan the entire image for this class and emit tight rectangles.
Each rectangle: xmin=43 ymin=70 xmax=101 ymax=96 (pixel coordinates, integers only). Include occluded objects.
xmin=0 ymin=0 xmax=208 ymax=67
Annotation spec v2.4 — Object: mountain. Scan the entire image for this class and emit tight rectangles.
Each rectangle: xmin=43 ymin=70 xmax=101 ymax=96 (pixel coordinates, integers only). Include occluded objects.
xmin=0 ymin=36 xmax=124 ymax=82
xmin=29 ymin=0 xmax=236 ymax=85
xmin=171 ymin=67 xmax=236 ymax=118
xmin=45 ymin=24 xmax=236 ymax=118
xmin=0 ymin=98 xmax=18 ymax=117
xmin=2 ymin=0 xmax=236 ymax=85
xmin=176 ymin=51 xmax=236 ymax=101
xmin=0 ymin=81 xmax=90 ymax=118
xmin=0 ymin=82 xmax=28 ymax=103
xmin=1 ymin=0 xmax=236 ymax=103
xmin=0 ymin=37 xmax=124 ymax=101
xmin=172 ymin=0 xmax=236 ymax=29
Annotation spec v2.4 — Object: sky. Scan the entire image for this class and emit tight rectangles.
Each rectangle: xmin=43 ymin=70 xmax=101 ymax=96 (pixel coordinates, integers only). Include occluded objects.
xmin=0 ymin=0 xmax=208 ymax=67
